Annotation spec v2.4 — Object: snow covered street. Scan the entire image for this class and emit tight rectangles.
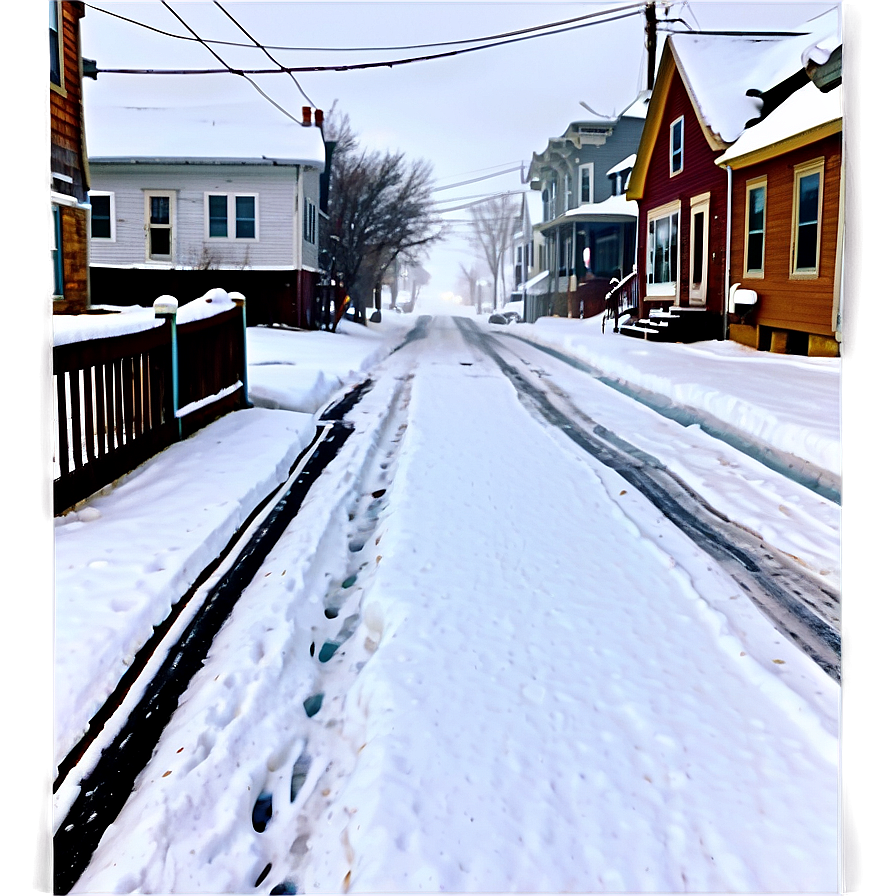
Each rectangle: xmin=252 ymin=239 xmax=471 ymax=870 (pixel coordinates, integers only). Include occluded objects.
xmin=55 ymin=308 xmax=840 ymax=894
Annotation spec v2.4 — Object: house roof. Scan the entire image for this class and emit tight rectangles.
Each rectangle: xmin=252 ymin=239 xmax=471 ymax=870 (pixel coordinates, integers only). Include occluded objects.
xmin=626 ymin=6 xmax=840 ymax=199
xmin=84 ymin=99 xmax=327 ymax=169
xmin=90 ymin=156 xmax=319 ymax=168
xmin=606 ymin=154 xmax=637 ymax=177
xmin=715 ymin=82 xmax=842 ymax=168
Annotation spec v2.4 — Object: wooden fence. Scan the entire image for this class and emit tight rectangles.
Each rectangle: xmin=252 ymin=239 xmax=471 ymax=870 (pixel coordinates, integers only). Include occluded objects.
xmin=53 ymin=296 xmax=247 ymax=515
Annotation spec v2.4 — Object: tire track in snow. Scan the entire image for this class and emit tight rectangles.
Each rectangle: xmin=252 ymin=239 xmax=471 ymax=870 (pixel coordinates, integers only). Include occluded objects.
xmin=454 ymin=316 xmax=840 ymax=682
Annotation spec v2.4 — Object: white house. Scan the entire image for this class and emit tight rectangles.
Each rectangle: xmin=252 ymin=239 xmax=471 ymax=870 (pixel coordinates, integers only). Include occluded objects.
xmin=85 ymin=101 xmax=328 ymax=328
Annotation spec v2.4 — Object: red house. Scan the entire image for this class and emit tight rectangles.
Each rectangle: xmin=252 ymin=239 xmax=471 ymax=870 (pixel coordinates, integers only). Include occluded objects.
xmin=624 ymin=9 xmax=840 ymax=347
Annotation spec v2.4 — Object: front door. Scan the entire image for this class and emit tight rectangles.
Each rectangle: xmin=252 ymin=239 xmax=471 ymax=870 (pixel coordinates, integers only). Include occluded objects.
xmin=688 ymin=193 xmax=710 ymax=306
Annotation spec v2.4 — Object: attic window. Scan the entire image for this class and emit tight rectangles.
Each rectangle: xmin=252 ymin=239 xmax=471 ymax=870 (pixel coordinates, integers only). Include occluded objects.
xmin=670 ymin=116 xmax=684 ymax=176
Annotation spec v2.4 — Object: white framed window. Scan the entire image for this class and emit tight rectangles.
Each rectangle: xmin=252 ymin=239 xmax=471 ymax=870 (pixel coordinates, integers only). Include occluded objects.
xmin=145 ymin=190 xmax=177 ymax=261
xmin=88 ymin=191 xmax=115 ymax=241
xmin=579 ymin=163 xmax=594 ymax=205
xmin=689 ymin=192 xmax=710 ymax=305
xmin=205 ymin=193 xmax=258 ymax=240
xmin=744 ymin=176 xmax=766 ymax=277
xmin=303 ymin=198 xmax=317 ymax=244
xmin=791 ymin=158 xmax=824 ymax=278
xmin=670 ymin=116 xmax=684 ymax=176
xmin=50 ymin=2 xmax=63 ymax=88
xmin=646 ymin=200 xmax=681 ymax=298
xmin=564 ymin=172 xmax=573 ymax=212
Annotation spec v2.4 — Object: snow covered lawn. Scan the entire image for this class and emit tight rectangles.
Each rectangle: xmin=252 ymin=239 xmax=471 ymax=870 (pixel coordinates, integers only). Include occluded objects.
xmin=512 ymin=315 xmax=840 ymax=478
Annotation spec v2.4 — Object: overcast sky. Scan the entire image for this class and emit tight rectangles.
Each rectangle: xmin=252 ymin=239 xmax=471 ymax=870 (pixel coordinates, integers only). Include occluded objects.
xmin=78 ymin=0 xmax=838 ymax=297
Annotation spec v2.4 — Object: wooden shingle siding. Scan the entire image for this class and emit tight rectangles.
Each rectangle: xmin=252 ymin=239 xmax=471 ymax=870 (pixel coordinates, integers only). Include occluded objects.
xmin=50 ymin=2 xmax=88 ymax=202
xmin=637 ymin=68 xmax=728 ymax=315
xmin=89 ymin=164 xmax=299 ymax=269
xmin=729 ymin=133 xmax=841 ymax=336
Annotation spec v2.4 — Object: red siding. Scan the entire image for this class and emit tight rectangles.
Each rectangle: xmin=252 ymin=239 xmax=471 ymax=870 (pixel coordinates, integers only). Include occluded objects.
xmin=637 ymin=67 xmax=729 ymax=316
xmin=730 ymin=133 xmax=841 ymax=337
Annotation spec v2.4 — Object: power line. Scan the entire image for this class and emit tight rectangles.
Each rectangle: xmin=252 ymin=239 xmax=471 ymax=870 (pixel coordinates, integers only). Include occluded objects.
xmin=94 ymin=9 xmax=645 ymax=75
xmin=159 ymin=1 xmax=308 ymax=127
xmin=212 ymin=1 xmax=314 ymax=108
xmin=86 ymin=2 xmax=644 ymax=54
xmin=432 ymin=166 xmax=524 ymax=192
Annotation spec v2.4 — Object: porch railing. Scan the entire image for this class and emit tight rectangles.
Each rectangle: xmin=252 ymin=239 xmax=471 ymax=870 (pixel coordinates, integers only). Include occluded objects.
xmin=603 ymin=269 xmax=639 ymax=333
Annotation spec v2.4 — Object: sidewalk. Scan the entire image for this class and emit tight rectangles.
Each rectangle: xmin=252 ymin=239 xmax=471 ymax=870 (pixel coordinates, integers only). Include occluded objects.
xmin=53 ymin=315 xmax=414 ymax=770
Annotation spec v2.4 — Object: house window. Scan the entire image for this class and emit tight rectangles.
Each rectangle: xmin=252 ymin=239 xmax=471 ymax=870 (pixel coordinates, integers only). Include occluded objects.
xmin=549 ymin=177 xmax=557 ymax=220
xmin=50 ymin=2 xmax=62 ymax=87
xmin=670 ymin=116 xmax=684 ymax=176
xmin=564 ymin=173 xmax=573 ymax=212
xmin=647 ymin=202 xmax=680 ymax=297
xmin=579 ymin=164 xmax=593 ymax=204
xmin=689 ymin=193 xmax=710 ymax=305
xmin=206 ymin=193 xmax=257 ymax=240
xmin=744 ymin=177 xmax=766 ymax=276
xmin=791 ymin=159 xmax=824 ymax=277
xmin=303 ymin=198 xmax=317 ymax=244
xmin=88 ymin=192 xmax=114 ymax=240
xmin=51 ymin=204 xmax=64 ymax=297
xmin=145 ymin=190 xmax=176 ymax=261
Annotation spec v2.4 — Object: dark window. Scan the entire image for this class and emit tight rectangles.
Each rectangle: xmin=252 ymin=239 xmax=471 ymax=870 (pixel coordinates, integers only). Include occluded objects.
xmin=670 ymin=118 xmax=684 ymax=174
xmin=208 ymin=195 xmax=228 ymax=237
xmin=52 ymin=205 xmax=63 ymax=296
xmin=90 ymin=195 xmax=112 ymax=239
xmin=795 ymin=171 xmax=820 ymax=271
xmin=50 ymin=2 xmax=61 ymax=86
xmin=746 ymin=185 xmax=765 ymax=272
xmin=235 ymin=195 xmax=255 ymax=238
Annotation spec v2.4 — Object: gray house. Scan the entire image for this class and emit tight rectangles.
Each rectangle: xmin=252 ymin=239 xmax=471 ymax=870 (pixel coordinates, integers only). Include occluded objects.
xmin=526 ymin=92 xmax=648 ymax=319
xmin=85 ymin=103 xmax=327 ymax=328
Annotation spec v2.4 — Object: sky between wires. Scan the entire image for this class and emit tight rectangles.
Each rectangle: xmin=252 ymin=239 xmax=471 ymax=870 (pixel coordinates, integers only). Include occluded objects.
xmin=80 ymin=0 xmax=836 ymax=298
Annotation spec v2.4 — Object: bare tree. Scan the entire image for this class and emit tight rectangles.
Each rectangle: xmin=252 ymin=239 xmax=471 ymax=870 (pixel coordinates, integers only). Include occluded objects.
xmin=468 ymin=193 xmax=517 ymax=314
xmin=458 ymin=262 xmax=481 ymax=311
xmin=323 ymin=106 xmax=443 ymax=324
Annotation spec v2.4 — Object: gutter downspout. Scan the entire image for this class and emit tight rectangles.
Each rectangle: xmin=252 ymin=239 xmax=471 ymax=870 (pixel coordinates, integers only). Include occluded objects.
xmin=723 ymin=164 xmax=732 ymax=341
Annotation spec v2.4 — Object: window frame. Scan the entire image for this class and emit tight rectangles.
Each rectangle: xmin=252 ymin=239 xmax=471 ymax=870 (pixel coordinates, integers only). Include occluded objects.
xmin=670 ymin=116 xmax=684 ymax=176
xmin=579 ymin=163 xmax=594 ymax=205
xmin=743 ymin=176 xmax=767 ymax=278
xmin=204 ymin=192 xmax=259 ymax=241
xmin=88 ymin=191 xmax=115 ymax=241
xmin=51 ymin=204 xmax=64 ymax=298
xmin=144 ymin=190 xmax=177 ymax=262
xmin=50 ymin=1 xmax=64 ymax=90
xmin=303 ymin=198 xmax=317 ymax=245
xmin=646 ymin=200 xmax=681 ymax=298
xmin=790 ymin=158 xmax=824 ymax=279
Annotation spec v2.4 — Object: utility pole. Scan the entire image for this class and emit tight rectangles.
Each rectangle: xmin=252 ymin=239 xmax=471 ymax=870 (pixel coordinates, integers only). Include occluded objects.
xmin=645 ymin=1 xmax=657 ymax=91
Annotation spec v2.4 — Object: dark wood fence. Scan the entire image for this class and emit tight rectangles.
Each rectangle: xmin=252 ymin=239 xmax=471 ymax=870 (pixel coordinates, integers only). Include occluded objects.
xmin=54 ymin=301 xmax=247 ymax=515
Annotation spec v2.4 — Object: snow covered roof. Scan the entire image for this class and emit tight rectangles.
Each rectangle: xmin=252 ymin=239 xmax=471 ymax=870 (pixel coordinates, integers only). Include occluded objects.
xmin=606 ymin=154 xmax=637 ymax=177
xmin=560 ymin=193 xmax=638 ymax=221
xmin=84 ymin=99 xmax=326 ymax=169
xmin=627 ymin=7 xmax=841 ymax=199
xmin=716 ymin=83 xmax=842 ymax=167
xmin=523 ymin=269 xmax=550 ymax=292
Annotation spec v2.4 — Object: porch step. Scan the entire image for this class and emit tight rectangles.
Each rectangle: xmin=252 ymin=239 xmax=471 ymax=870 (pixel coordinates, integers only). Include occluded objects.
xmin=619 ymin=307 xmax=722 ymax=343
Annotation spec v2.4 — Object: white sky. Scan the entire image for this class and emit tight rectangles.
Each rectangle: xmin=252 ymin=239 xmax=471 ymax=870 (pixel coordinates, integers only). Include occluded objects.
xmin=78 ymin=0 xmax=837 ymax=295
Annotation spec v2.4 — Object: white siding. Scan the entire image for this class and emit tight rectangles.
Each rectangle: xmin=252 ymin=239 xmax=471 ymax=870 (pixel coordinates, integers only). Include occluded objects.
xmin=88 ymin=163 xmax=301 ymax=270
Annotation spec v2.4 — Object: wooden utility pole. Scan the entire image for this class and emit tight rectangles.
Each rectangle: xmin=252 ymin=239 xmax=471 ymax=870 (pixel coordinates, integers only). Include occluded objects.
xmin=646 ymin=1 xmax=657 ymax=91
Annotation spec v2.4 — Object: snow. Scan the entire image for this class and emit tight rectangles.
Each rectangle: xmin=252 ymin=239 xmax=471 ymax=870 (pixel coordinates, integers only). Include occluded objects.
xmin=54 ymin=307 xmax=840 ymax=894
xmin=670 ymin=6 xmax=841 ymax=145
xmin=561 ymin=192 xmax=638 ymax=219
xmin=716 ymin=82 xmax=842 ymax=165
xmin=518 ymin=315 xmax=840 ymax=478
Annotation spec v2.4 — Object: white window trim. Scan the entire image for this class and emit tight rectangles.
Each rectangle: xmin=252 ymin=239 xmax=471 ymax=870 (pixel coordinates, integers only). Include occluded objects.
xmin=204 ymin=192 xmax=260 ymax=241
xmin=670 ymin=116 xmax=684 ymax=177
xmin=303 ymin=198 xmax=317 ymax=245
xmin=689 ymin=192 xmax=710 ymax=305
xmin=790 ymin=158 xmax=824 ymax=279
xmin=145 ymin=190 xmax=177 ymax=262
xmin=646 ymin=199 xmax=681 ymax=299
xmin=743 ymin=176 xmax=767 ymax=278
xmin=579 ymin=163 xmax=594 ymax=205
xmin=88 ymin=191 xmax=116 ymax=242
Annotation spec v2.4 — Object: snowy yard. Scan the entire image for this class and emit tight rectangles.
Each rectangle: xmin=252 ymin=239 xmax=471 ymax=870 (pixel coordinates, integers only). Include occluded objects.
xmin=50 ymin=303 xmax=843 ymax=894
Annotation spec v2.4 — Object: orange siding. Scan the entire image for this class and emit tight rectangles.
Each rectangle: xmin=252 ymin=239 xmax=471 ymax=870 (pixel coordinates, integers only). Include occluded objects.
xmin=729 ymin=133 xmax=841 ymax=336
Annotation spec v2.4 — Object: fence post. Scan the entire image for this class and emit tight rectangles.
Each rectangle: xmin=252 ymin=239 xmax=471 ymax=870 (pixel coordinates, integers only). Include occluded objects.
xmin=228 ymin=291 xmax=250 ymax=408
xmin=154 ymin=295 xmax=181 ymax=440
